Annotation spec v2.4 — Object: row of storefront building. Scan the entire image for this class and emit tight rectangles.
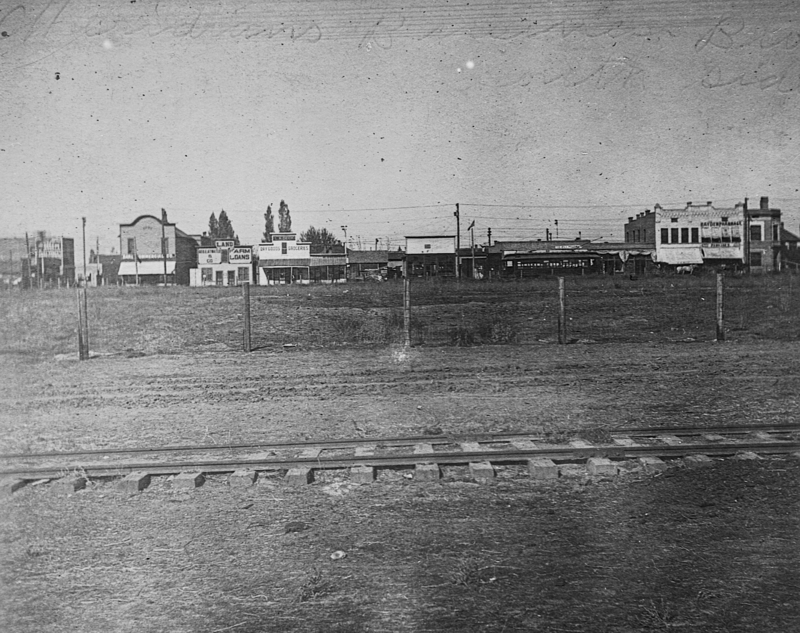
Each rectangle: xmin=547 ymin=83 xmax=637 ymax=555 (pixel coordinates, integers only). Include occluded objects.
xmin=2 ymin=197 xmax=799 ymax=288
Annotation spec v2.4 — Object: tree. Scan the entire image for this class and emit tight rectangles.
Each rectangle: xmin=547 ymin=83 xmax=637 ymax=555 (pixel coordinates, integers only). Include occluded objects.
xmin=300 ymin=226 xmax=342 ymax=253
xmin=278 ymin=200 xmax=292 ymax=232
xmin=209 ymin=210 xmax=238 ymax=243
xmin=263 ymin=204 xmax=275 ymax=242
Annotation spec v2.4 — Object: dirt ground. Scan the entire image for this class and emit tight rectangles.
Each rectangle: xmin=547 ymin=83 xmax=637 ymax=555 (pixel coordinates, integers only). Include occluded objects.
xmin=1 ymin=283 xmax=799 ymax=631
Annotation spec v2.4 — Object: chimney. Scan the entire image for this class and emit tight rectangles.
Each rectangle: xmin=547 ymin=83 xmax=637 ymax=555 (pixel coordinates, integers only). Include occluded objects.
xmin=628 ymin=217 xmax=633 ymax=222
xmin=760 ymin=196 xmax=769 ymax=210
xmin=706 ymin=201 xmax=712 ymax=206
xmin=686 ymin=201 xmax=692 ymax=206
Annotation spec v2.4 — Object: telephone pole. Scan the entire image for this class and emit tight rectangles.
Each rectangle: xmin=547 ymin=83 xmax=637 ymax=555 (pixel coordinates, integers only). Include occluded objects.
xmin=82 ymin=217 xmax=87 ymax=283
xmin=161 ymin=208 xmax=168 ymax=287
xmin=454 ymin=203 xmax=461 ymax=280
xmin=468 ymin=221 xmax=475 ymax=279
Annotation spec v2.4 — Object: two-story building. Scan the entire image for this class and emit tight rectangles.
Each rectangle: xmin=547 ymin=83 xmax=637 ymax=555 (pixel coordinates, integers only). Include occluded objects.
xmin=624 ymin=197 xmax=789 ymax=273
xmin=26 ymin=234 xmax=76 ymax=288
xmin=625 ymin=201 xmax=746 ymax=270
xmin=118 ymin=213 xmax=198 ymax=285
xmin=190 ymin=240 xmax=255 ymax=287
xmin=746 ymin=197 xmax=785 ymax=273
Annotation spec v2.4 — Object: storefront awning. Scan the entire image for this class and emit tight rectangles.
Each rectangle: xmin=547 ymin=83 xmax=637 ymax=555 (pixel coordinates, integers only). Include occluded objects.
xmin=259 ymin=259 xmax=311 ymax=268
xmin=702 ymin=247 xmax=743 ymax=260
xmin=658 ymin=248 xmax=703 ymax=265
xmin=118 ymin=260 xmax=176 ymax=276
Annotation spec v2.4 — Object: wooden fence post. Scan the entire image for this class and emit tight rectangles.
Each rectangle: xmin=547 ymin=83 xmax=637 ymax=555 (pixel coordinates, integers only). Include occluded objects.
xmin=76 ymin=286 xmax=89 ymax=360
xmin=557 ymin=277 xmax=567 ymax=345
xmin=242 ymin=282 xmax=252 ymax=353
xmin=76 ymin=286 xmax=85 ymax=359
xmin=716 ymin=273 xmax=725 ymax=342
xmin=403 ymin=261 xmax=411 ymax=348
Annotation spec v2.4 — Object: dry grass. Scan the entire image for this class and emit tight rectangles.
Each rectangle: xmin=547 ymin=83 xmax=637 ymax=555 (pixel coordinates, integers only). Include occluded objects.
xmin=0 ymin=274 xmax=797 ymax=357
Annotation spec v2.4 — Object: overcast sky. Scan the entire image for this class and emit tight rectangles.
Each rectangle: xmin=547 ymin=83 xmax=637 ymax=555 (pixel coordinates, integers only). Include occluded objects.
xmin=2 ymin=0 xmax=799 ymax=252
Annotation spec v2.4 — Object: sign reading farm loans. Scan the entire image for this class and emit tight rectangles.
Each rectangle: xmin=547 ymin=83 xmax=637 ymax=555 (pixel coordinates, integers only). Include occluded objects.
xmin=229 ymin=247 xmax=252 ymax=263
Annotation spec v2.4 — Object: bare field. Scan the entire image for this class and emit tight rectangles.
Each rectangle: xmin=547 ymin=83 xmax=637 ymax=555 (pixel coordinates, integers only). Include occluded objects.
xmin=1 ymin=278 xmax=799 ymax=632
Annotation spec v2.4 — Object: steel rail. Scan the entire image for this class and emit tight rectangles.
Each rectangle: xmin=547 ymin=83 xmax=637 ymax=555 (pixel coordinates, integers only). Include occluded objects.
xmin=2 ymin=439 xmax=797 ymax=481
xmin=2 ymin=423 xmax=797 ymax=461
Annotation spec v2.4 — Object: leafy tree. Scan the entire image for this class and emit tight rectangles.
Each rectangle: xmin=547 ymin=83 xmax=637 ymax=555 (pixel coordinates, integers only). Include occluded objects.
xmin=217 ymin=210 xmax=236 ymax=240
xmin=263 ymin=204 xmax=275 ymax=242
xmin=278 ymin=200 xmax=292 ymax=232
xmin=209 ymin=210 xmax=238 ymax=243
xmin=300 ymin=226 xmax=342 ymax=253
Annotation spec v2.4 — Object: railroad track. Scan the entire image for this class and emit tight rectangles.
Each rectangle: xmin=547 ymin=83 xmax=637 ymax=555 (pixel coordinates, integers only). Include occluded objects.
xmin=1 ymin=424 xmax=798 ymax=494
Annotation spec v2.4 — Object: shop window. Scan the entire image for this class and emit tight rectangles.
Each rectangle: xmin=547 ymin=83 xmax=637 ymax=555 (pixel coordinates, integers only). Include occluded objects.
xmin=201 ymin=267 xmax=212 ymax=282
xmin=238 ymin=267 xmax=249 ymax=282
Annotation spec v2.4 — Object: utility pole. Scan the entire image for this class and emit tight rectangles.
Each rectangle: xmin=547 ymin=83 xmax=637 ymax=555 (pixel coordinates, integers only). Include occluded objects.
xmin=341 ymin=225 xmax=349 ymax=280
xmin=82 ymin=217 xmax=87 ymax=284
xmin=555 ymin=219 xmax=559 ymax=239
xmin=454 ymin=203 xmax=461 ymax=280
xmin=133 ymin=237 xmax=140 ymax=286
xmin=467 ymin=220 xmax=475 ymax=278
xmin=161 ymin=208 xmax=168 ymax=287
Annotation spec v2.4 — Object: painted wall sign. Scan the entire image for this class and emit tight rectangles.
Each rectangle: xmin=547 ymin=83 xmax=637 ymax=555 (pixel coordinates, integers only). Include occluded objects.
xmin=229 ymin=248 xmax=252 ymax=262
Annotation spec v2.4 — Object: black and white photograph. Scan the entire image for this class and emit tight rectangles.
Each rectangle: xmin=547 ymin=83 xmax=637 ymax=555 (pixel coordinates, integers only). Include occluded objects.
xmin=1 ymin=0 xmax=799 ymax=631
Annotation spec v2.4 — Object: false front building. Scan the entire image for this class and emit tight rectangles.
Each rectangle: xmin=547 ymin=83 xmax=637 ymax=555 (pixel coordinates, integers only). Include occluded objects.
xmin=257 ymin=233 xmax=345 ymax=284
xmin=190 ymin=240 xmax=255 ymax=286
xmin=118 ymin=213 xmax=198 ymax=285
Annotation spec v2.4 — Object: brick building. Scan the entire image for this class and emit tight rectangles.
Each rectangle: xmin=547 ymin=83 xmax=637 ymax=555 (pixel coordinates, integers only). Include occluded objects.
xmin=118 ymin=213 xmax=198 ymax=285
xmin=624 ymin=197 xmax=789 ymax=273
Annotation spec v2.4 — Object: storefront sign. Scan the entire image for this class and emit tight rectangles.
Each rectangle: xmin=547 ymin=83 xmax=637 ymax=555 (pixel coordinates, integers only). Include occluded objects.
xmin=229 ymin=247 xmax=252 ymax=263
xmin=38 ymin=239 xmax=62 ymax=258
xmin=197 ymin=248 xmax=221 ymax=264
